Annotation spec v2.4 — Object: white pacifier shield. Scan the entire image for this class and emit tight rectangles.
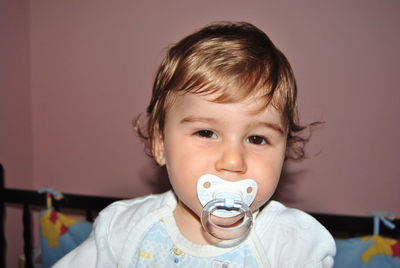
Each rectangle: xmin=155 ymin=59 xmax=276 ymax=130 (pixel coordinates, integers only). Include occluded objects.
xmin=197 ymin=174 xmax=258 ymax=218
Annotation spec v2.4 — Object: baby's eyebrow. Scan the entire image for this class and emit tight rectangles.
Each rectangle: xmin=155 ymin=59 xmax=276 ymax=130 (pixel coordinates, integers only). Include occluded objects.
xmin=180 ymin=116 xmax=218 ymax=124
xmin=181 ymin=116 xmax=284 ymax=133
xmin=251 ymin=121 xmax=285 ymax=135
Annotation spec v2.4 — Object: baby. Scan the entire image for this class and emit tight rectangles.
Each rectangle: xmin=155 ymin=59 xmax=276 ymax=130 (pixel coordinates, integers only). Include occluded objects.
xmin=55 ymin=21 xmax=336 ymax=267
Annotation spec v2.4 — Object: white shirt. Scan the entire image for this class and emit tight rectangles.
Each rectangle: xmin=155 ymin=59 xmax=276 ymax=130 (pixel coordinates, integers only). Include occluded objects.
xmin=54 ymin=191 xmax=336 ymax=267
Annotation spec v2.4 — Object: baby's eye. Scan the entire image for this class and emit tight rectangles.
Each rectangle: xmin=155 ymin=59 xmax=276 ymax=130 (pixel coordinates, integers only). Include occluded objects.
xmin=195 ymin=130 xmax=218 ymax=139
xmin=246 ymin=135 xmax=268 ymax=145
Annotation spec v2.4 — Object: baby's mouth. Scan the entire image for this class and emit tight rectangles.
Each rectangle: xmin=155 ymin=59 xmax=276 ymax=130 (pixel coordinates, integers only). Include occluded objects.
xmin=208 ymin=212 xmax=245 ymax=227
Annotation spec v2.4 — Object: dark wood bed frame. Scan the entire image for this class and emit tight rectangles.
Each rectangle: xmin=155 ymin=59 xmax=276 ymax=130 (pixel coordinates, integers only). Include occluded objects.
xmin=1 ymin=163 xmax=399 ymax=268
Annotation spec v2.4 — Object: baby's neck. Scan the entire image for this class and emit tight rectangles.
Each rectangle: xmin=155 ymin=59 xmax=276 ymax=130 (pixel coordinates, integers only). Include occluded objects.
xmin=173 ymin=201 xmax=220 ymax=245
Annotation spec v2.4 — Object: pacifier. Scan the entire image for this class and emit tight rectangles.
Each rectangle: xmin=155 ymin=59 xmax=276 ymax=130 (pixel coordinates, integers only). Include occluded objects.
xmin=197 ymin=174 xmax=258 ymax=245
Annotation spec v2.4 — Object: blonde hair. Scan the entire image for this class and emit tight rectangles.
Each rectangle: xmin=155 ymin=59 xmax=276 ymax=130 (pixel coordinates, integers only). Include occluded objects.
xmin=136 ymin=21 xmax=317 ymax=161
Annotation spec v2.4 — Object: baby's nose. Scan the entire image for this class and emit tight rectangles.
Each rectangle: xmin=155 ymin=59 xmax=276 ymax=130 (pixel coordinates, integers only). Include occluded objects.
xmin=215 ymin=144 xmax=247 ymax=174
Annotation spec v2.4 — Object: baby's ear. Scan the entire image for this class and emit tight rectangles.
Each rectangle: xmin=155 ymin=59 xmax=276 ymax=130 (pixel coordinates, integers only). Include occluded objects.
xmin=152 ymin=127 xmax=166 ymax=166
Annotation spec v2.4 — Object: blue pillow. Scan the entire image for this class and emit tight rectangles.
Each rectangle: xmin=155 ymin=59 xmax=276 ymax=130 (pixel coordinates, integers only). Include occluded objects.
xmin=334 ymin=235 xmax=400 ymax=268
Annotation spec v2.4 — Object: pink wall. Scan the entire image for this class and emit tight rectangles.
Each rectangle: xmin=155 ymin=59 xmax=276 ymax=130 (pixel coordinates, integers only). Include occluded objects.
xmin=0 ymin=0 xmax=33 ymax=188
xmin=0 ymin=1 xmax=33 ymax=267
xmin=2 ymin=1 xmax=400 ymax=266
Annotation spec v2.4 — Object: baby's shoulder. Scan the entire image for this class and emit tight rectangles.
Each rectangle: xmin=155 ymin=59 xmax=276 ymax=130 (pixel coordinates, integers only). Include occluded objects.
xmin=96 ymin=190 xmax=175 ymax=227
xmin=256 ymin=200 xmax=328 ymax=236
xmin=254 ymin=201 xmax=336 ymax=266
xmin=90 ymin=191 xmax=175 ymax=262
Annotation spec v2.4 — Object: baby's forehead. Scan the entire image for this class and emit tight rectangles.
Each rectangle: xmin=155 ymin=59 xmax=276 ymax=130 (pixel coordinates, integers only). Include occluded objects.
xmin=170 ymin=91 xmax=285 ymax=123
xmin=195 ymin=89 xmax=283 ymax=114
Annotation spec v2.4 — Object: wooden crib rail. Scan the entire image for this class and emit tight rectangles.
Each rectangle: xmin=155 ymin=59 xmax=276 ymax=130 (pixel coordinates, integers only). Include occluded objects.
xmin=311 ymin=212 xmax=400 ymax=239
xmin=3 ymin=188 xmax=120 ymax=221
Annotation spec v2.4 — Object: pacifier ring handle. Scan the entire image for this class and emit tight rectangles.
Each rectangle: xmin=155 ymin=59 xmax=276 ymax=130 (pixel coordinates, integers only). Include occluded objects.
xmin=201 ymin=199 xmax=253 ymax=241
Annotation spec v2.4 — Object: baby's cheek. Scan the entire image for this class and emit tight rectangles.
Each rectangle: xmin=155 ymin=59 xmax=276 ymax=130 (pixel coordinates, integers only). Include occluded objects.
xmin=252 ymin=196 xmax=268 ymax=212
xmin=253 ymin=184 xmax=276 ymax=209
xmin=173 ymin=179 xmax=203 ymax=214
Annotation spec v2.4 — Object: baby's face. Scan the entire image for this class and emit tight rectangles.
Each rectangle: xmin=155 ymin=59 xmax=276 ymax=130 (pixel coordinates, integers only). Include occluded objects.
xmin=154 ymin=92 xmax=287 ymax=228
